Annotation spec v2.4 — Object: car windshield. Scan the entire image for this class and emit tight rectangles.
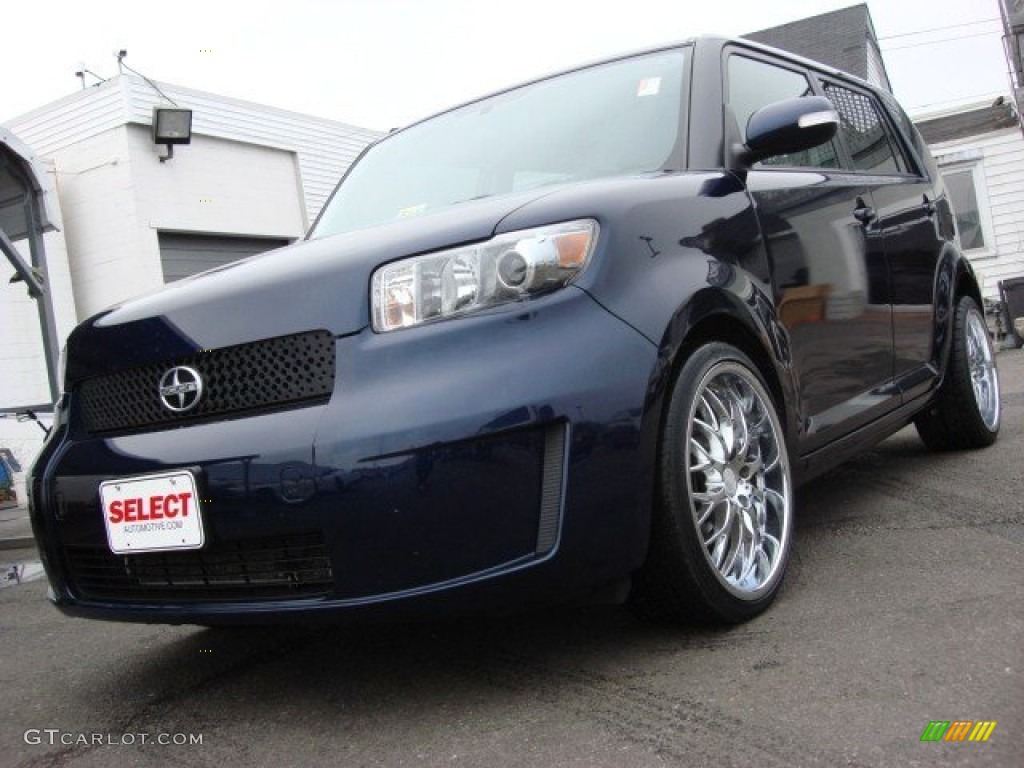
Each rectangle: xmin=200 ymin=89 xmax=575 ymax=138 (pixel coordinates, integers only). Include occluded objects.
xmin=311 ymin=48 xmax=689 ymax=238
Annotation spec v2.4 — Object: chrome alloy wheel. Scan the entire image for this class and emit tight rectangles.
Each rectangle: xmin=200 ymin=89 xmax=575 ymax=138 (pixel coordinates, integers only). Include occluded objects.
xmin=965 ymin=307 xmax=1000 ymax=431
xmin=685 ymin=362 xmax=791 ymax=599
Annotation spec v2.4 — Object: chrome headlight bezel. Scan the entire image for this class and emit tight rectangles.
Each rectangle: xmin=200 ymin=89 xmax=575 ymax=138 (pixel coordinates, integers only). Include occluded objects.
xmin=370 ymin=219 xmax=599 ymax=333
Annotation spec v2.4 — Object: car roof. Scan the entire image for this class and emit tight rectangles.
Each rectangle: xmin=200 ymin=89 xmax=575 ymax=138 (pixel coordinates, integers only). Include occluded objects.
xmin=711 ymin=35 xmax=877 ymax=90
xmin=388 ymin=34 xmax=876 ymax=140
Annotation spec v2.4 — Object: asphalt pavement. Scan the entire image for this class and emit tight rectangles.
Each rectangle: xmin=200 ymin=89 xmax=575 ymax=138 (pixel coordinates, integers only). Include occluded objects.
xmin=1 ymin=351 xmax=1022 ymax=767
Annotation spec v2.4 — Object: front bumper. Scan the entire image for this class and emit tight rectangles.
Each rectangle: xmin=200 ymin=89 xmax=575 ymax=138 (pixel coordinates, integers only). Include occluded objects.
xmin=30 ymin=288 xmax=660 ymax=624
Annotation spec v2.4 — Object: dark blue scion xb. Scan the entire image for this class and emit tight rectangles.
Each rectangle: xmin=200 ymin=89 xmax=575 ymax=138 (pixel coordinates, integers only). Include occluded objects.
xmin=29 ymin=36 xmax=1000 ymax=626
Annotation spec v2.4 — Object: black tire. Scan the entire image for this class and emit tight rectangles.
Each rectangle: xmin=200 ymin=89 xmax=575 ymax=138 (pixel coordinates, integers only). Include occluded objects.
xmin=915 ymin=296 xmax=1000 ymax=451
xmin=631 ymin=342 xmax=793 ymax=625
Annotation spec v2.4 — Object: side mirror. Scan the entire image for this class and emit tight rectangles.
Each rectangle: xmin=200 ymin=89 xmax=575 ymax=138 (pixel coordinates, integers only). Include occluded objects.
xmin=741 ymin=96 xmax=838 ymax=166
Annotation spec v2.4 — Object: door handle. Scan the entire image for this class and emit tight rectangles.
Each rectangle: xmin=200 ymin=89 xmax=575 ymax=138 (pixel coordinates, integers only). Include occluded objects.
xmin=922 ymin=194 xmax=937 ymax=216
xmin=853 ymin=199 xmax=876 ymax=224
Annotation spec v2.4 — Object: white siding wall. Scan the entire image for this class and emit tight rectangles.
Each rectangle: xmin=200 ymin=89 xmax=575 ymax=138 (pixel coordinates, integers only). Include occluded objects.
xmin=6 ymin=81 xmax=129 ymax=159
xmin=931 ymin=128 xmax=1024 ymax=299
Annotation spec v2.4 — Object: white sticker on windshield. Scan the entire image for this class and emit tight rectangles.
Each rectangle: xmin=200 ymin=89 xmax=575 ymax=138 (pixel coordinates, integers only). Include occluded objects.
xmin=398 ymin=203 xmax=427 ymax=219
xmin=637 ymin=77 xmax=662 ymax=97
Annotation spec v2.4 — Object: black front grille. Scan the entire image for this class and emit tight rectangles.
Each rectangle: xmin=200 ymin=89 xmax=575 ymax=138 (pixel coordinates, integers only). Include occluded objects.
xmin=79 ymin=330 xmax=336 ymax=433
xmin=65 ymin=532 xmax=334 ymax=601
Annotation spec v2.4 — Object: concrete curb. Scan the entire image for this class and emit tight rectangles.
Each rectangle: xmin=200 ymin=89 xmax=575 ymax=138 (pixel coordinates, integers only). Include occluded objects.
xmin=0 ymin=507 xmax=35 ymax=557
xmin=0 ymin=504 xmax=34 ymax=552
xmin=0 ymin=536 xmax=36 ymax=551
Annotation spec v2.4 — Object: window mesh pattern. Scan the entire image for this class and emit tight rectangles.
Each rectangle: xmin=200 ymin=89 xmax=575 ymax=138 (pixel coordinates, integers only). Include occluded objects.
xmin=64 ymin=532 xmax=334 ymax=601
xmin=824 ymin=84 xmax=900 ymax=174
xmin=79 ymin=330 xmax=336 ymax=434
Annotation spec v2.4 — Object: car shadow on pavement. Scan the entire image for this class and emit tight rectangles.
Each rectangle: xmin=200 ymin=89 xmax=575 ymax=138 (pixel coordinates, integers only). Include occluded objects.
xmin=24 ymin=414 xmax=1019 ymax=765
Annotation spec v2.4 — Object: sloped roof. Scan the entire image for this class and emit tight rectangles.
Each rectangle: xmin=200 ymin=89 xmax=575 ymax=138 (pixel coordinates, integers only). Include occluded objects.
xmin=916 ymin=101 xmax=1020 ymax=144
xmin=745 ymin=4 xmax=880 ymax=83
xmin=6 ymin=74 xmax=383 ymax=222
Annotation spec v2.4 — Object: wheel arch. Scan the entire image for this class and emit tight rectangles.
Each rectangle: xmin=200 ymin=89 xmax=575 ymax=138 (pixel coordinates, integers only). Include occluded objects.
xmin=677 ymin=315 xmax=785 ymax=422
xmin=932 ymin=244 xmax=984 ymax=381
xmin=647 ymin=288 xmax=795 ymax=452
xmin=955 ymin=258 xmax=984 ymax=308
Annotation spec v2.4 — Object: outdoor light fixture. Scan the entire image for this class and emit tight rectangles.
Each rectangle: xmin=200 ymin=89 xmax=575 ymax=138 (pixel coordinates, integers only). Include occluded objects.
xmin=152 ymin=106 xmax=192 ymax=162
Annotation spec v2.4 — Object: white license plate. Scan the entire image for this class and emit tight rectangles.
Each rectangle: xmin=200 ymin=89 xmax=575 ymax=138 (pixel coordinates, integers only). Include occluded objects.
xmin=100 ymin=471 xmax=204 ymax=554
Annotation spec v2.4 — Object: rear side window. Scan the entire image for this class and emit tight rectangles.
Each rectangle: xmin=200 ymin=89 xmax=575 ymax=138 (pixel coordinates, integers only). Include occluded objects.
xmin=876 ymin=88 xmax=932 ymax=178
xmin=727 ymin=54 xmax=839 ymax=169
xmin=822 ymin=83 xmax=904 ymax=174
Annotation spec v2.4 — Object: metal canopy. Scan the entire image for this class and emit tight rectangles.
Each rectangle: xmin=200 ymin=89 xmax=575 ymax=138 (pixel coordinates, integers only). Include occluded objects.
xmin=1 ymin=127 xmax=62 ymax=406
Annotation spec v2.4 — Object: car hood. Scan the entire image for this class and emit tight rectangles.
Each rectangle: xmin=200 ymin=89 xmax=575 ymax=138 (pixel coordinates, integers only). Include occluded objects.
xmin=63 ymin=190 xmax=555 ymax=383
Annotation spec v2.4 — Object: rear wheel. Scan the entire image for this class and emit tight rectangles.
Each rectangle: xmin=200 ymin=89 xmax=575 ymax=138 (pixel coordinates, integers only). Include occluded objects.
xmin=631 ymin=343 xmax=793 ymax=625
xmin=916 ymin=296 xmax=1000 ymax=450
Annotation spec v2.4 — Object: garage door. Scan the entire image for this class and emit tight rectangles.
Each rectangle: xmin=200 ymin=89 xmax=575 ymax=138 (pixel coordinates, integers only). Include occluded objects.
xmin=157 ymin=233 xmax=292 ymax=283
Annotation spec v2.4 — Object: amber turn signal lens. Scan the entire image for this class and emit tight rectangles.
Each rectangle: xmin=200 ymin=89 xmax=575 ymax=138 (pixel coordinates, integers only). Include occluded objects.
xmin=555 ymin=232 xmax=592 ymax=268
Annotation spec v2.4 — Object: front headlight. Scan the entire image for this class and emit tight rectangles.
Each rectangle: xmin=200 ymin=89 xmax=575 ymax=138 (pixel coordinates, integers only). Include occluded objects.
xmin=371 ymin=219 xmax=599 ymax=332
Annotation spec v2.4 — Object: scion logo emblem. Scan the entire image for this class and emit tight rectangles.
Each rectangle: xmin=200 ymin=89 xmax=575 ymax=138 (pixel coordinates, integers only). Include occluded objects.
xmin=158 ymin=366 xmax=204 ymax=413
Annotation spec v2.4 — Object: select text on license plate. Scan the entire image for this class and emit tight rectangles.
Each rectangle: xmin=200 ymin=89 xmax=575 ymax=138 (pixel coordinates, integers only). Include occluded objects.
xmin=100 ymin=471 xmax=204 ymax=554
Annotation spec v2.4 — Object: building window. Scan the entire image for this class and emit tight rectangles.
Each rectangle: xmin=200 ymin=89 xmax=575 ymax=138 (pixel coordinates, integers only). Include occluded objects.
xmin=941 ymin=162 xmax=993 ymax=255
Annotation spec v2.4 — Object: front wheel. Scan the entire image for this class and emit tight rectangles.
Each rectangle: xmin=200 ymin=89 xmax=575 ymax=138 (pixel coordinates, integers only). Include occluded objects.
xmin=631 ymin=343 xmax=793 ymax=625
xmin=916 ymin=296 xmax=1000 ymax=451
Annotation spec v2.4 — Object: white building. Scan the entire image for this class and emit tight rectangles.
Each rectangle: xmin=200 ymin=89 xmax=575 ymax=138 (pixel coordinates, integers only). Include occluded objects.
xmin=2 ymin=74 xmax=381 ymax=501
xmin=916 ymin=99 xmax=1024 ymax=301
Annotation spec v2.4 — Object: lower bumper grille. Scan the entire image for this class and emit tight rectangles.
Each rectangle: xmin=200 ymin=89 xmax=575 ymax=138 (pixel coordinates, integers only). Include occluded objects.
xmin=65 ymin=532 xmax=333 ymax=601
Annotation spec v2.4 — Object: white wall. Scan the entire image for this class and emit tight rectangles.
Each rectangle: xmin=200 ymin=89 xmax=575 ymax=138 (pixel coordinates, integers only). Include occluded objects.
xmin=127 ymin=125 xmax=306 ymax=241
xmin=932 ymin=128 xmax=1024 ymax=299
xmin=47 ymin=125 xmax=308 ymax=320
xmin=48 ymin=125 xmax=157 ymax=320
xmin=116 ymin=75 xmax=380 ymax=222
xmin=3 ymin=272 xmax=54 ymax=407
